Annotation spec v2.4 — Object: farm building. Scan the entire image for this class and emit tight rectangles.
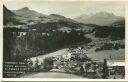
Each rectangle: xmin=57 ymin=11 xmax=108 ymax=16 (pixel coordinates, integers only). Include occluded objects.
xmin=107 ymin=60 xmax=125 ymax=76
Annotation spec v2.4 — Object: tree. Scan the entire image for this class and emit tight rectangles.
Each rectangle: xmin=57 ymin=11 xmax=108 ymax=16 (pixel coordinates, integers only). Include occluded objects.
xmin=34 ymin=58 xmax=40 ymax=71
xmin=80 ymin=65 xmax=85 ymax=75
xmin=102 ymin=59 xmax=109 ymax=79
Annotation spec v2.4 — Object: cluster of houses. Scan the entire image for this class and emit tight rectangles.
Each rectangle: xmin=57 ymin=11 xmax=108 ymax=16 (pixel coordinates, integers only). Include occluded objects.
xmin=52 ymin=47 xmax=125 ymax=78
xmin=25 ymin=45 xmax=125 ymax=79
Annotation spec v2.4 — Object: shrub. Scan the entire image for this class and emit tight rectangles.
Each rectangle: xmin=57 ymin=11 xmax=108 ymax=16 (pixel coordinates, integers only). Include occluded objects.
xmin=43 ymin=57 xmax=54 ymax=71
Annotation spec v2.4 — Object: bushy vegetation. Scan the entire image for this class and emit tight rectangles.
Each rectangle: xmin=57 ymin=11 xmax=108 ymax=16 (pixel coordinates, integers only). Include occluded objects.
xmin=43 ymin=57 xmax=54 ymax=71
xmin=95 ymin=25 xmax=125 ymax=40
xmin=95 ymin=42 xmax=125 ymax=52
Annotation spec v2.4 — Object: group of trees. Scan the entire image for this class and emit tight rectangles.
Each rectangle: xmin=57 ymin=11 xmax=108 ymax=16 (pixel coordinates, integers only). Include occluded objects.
xmin=24 ymin=29 xmax=92 ymax=57
xmin=95 ymin=42 xmax=125 ymax=52
xmin=31 ymin=20 xmax=83 ymax=32
xmin=95 ymin=26 xmax=125 ymax=40
xmin=23 ymin=57 xmax=54 ymax=72
xmin=3 ymin=27 xmax=92 ymax=62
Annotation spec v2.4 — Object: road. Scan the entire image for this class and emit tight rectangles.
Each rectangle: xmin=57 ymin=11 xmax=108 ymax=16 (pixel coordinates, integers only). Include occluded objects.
xmin=20 ymin=71 xmax=86 ymax=78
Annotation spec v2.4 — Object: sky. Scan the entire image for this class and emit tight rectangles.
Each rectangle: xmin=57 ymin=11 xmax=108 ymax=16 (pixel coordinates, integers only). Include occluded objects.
xmin=3 ymin=0 xmax=125 ymax=18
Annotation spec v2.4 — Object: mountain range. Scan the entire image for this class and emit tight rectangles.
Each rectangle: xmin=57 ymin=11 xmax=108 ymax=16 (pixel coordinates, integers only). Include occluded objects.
xmin=74 ymin=12 xmax=124 ymax=26
xmin=3 ymin=5 xmax=125 ymax=29
xmin=4 ymin=6 xmax=77 ymax=25
xmin=12 ymin=7 xmax=47 ymax=24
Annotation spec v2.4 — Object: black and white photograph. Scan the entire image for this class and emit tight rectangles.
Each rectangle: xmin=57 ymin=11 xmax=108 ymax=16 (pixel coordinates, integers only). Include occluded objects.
xmin=3 ymin=0 xmax=125 ymax=79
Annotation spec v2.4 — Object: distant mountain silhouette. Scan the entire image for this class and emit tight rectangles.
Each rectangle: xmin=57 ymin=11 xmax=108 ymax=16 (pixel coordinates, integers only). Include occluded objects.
xmin=10 ymin=7 xmax=78 ymax=25
xmin=4 ymin=6 xmax=125 ymax=33
xmin=10 ymin=7 xmax=47 ymax=24
xmin=12 ymin=7 xmax=46 ymax=18
xmin=110 ymin=19 xmax=125 ymax=28
xmin=49 ymin=14 xmax=66 ymax=19
xmin=74 ymin=12 xmax=124 ymax=26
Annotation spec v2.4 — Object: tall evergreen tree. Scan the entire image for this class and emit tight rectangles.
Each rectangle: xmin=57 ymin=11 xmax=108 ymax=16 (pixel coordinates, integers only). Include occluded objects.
xmin=102 ymin=59 xmax=109 ymax=79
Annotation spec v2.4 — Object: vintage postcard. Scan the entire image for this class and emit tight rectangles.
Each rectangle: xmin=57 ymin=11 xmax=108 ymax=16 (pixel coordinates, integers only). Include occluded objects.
xmin=1 ymin=0 xmax=128 ymax=81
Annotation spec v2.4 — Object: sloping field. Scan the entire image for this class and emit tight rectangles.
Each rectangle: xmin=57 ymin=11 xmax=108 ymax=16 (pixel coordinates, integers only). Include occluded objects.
xmin=31 ymin=48 xmax=68 ymax=64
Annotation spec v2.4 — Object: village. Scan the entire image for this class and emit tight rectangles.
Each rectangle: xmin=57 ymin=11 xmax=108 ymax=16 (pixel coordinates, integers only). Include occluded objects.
xmin=23 ymin=46 xmax=125 ymax=79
